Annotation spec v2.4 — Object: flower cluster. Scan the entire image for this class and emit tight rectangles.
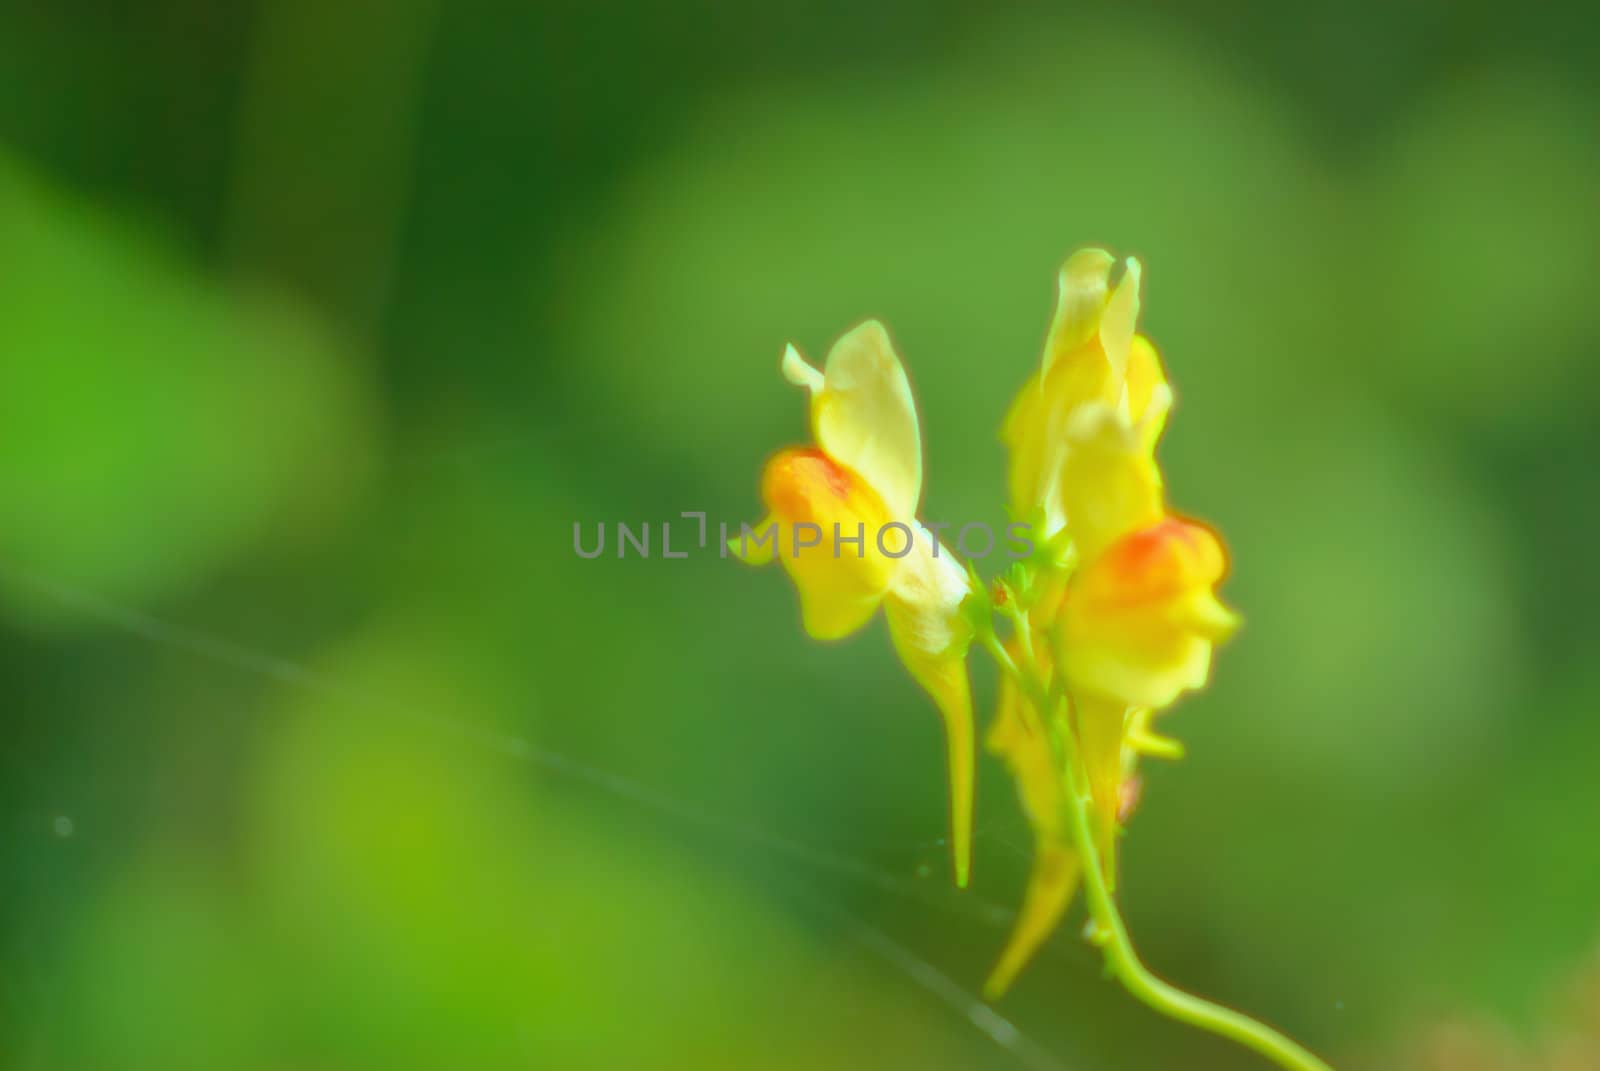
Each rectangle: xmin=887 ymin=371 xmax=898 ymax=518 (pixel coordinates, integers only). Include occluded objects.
xmin=734 ymin=249 xmax=1237 ymax=998
xmin=982 ymin=249 xmax=1237 ymax=996
xmin=731 ymin=321 xmax=977 ymax=886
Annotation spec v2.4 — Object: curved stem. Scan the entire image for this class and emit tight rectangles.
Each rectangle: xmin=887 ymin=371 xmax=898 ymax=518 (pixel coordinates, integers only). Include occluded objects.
xmin=1058 ymin=746 xmax=1334 ymax=1071
xmin=979 ymin=629 xmax=1335 ymax=1071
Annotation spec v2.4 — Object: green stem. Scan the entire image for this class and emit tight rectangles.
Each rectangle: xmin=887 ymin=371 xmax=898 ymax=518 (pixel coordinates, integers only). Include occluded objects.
xmin=978 ymin=631 xmax=1048 ymax=713
xmin=1060 ymin=741 xmax=1334 ymax=1071
xmin=980 ymin=625 xmax=1335 ymax=1071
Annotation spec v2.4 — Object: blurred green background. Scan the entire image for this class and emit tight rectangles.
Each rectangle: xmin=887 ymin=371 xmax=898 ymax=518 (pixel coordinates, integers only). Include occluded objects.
xmin=3 ymin=3 xmax=1599 ymax=1068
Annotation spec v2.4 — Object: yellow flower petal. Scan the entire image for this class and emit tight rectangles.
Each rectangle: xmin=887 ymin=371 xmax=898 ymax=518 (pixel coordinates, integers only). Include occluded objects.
xmin=758 ymin=447 xmax=899 ymax=640
xmin=1041 ymin=248 xmax=1117 ymax=377
xmin=886 ymin=534 xmax=975 ymax=887
xmin=806 ymin=321 xmax=923 ymax=521
xmin=1126 ymin=334 xmax=1171 ymax=451
xmin=1059 ymin=402 xmax=1165 ymax=564
xmin=985 ymin=666 xmax=1078 ymax=998
xmin=1127 ymin=707 xmax=1185 ymax=761
xmin=1075 ymin=692 xmax=1128 ymax=890
xmin=1002 ymin=354 xmax=1112 ymax=536
xmin=726 ymin=514 xmax=779 ymax=565
xmin=986 ymin=664 xmax=1059 ymax=837
xmin=983 ymin=840 xmax=1079 ymax=1000
xmin=780 ymin=342 xmax=823 ymax=393
xmin=1004 ymin=251 xmax=1150 ymax=538
xmin=1061 ymin=518 xmax=1240 ymax=709
xmin=1098 ymin=257 xmax=1141 ymax=388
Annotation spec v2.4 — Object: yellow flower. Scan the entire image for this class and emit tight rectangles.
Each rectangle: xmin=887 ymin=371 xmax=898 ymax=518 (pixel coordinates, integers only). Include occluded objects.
xmin=1050 ymin=398 xmax=1236 ymax=699
xmin=1061 ymin=514 xmax=1239 ymax=711
xmin=1049 ymin=401 xmax=1237 ymax=866
xmin=1003 ymin=250 xmax=1171 ymax=540
xmin=982 ymin=642 xmax=1078 ymax=1000
xmin=734 ymin=321 xmax=977 ymax=887
xmin=985 ymin=251 xmax=1237 ymax=995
